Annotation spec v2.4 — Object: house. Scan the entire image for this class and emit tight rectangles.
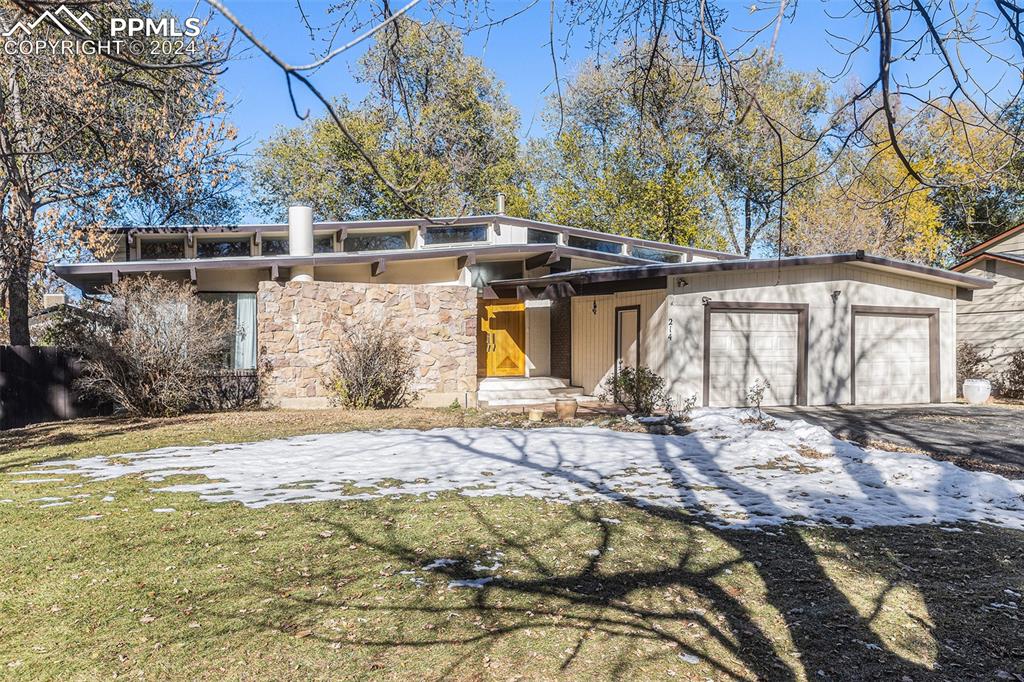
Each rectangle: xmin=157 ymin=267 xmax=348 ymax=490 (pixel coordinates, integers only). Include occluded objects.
xmin=53 ymin=205 xmax=992 ymax=408
xmin=952 ymin=223 xmax=1024 ymax=376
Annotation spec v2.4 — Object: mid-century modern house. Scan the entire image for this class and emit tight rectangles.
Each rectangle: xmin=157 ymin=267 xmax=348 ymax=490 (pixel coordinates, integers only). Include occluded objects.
xmin=954 ymin=222 xmax=1024 ymax=375
xmin=54 ymin=205 xmax=993 ymax=408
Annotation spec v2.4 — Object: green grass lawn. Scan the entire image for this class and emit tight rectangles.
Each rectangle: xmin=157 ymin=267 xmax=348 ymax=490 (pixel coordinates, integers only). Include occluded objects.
xmin=1 ymin=409 xmax=1022 ymax=680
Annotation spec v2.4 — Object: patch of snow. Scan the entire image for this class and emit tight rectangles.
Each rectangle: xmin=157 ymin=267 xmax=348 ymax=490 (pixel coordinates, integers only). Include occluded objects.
xmin=0 ymin=499 xmax=12 ymax=503
xmin=14 ymin=408 xmax=1024 ymax=530
xmin=448 ymin=577 xmax=494 ymax=589
xmin=39 ymin=501 xmax=71 ymax=508
xmin=14 ymin=478 xmax=63 ymax=484
xmin=76 ymin=514 xmax=103 ymax=521
xmin=101 ymin=496 xmax=115 ymax=503
xmin=599 ymin=517 xmax=621 ymax=524
xmin=29 ymin=497 xmax=63 ymax=503
xmin=679 ymin=653 xmax=700 ymax=664
xmin=423 ymin=558 xmax=457 ymax=571
xmin=152 ymin=508 xmax=176 ymax=513
xmin=472 ymin=561 xmax=503 ymax=572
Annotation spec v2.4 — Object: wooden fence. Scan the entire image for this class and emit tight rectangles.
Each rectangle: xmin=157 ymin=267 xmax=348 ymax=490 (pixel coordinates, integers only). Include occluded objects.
xmin=0 ymin=346 xmax=108 ymax=430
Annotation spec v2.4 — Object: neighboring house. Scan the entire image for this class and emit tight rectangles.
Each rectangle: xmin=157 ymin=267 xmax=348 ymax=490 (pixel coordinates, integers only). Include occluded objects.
xmin=953 ymin=223 xmax=1024 ymax=376
xmin=53 ymin=206 xmax=991 ymax=408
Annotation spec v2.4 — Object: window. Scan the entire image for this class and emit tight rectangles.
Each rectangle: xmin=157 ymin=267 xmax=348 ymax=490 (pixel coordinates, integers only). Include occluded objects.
xmin=197 ymin=237 xmax=250 ymax=259
xmin=527 ymin=228 xmax=559 ymax=244
xmin=423 ymin=224 xmax=488 ymax=245
xmin=261 ymin=234 xmax=334 ymax=255
xmin=314 ymin=235 xmax=334 ymax=253
xmin=631 ymin=246 xmax=682 ymax=263
xmin=344 ymin=232 xmax=410 ymax=252
xmin=567 ymin=235 xmax=623 ymax=254
xmin=199 ymin=292 xmax=257 ymax=370
xmin=139 ymin=238 xmax=185 ymax=260
xmin=261 ymin=237 xmax=288 ymax=256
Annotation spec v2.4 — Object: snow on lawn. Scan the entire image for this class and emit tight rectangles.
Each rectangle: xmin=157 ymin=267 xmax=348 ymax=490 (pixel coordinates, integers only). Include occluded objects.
xmin=12 ymin=409 xmax=1024 ymax=529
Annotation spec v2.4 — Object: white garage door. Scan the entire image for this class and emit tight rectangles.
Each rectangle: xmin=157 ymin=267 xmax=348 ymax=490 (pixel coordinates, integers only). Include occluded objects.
xmin=708 ymin=311 xmax=799 ymax=407
xmin=854 ymin=314 xmax=931 ymax=405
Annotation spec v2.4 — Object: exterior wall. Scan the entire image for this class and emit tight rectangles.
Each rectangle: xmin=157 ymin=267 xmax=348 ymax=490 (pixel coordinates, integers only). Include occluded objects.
xmin=570 ymin=289 xmax=668 ymax=394
xmin=664 ymin=263 xmax=958 ymax=406
xmin=196 ymin=268 xmax=266 ymax=293
xmin=258 ymin=280 xmax=478 ymax=409
xmin=316 ymin=259 xmax=464 ymax=285
xmin=525 ymin=300 xmax=551 ymax=377
xmin=988 ymin=231 xmax=1024 ymax=256
xmin=957 ymin=260 xmax=1024 ymax=375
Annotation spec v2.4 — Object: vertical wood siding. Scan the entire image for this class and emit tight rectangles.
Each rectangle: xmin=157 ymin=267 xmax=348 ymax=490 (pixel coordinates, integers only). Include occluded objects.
xmin=570 ymin=289 xmax=667 ymax=394
xmin=956 ymin=260 xmax=1024 ymax=374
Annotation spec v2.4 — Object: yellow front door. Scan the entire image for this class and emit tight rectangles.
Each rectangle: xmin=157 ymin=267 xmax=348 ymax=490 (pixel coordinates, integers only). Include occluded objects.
xmin=479 ymin=300 xmax=526 ymax=377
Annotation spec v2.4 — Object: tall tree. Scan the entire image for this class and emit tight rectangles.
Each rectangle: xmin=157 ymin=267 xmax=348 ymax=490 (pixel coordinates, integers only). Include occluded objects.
xmin=531 ymin=49 xmax=824 ymax=253
xmin=252 ymin=19 xmax=531 ymax=220
xmin=0 ymin=2 xmax=238 ymax=345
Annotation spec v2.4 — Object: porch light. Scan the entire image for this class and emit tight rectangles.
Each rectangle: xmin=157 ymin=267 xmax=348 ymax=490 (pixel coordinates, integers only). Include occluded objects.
xmin=592 ymin=300 xmax=598 ymax=315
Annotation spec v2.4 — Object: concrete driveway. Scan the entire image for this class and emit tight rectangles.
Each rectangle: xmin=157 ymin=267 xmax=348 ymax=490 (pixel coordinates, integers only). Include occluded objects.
xmin=768 ymin=404 xmax=1024 ymax=479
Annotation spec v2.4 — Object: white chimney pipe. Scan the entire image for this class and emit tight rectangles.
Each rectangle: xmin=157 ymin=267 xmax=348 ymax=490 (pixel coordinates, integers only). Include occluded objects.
xmin=496 ymin=192 xmax=506 ymax=215
xmin=288 ymin=205 xmax=315 ymax=282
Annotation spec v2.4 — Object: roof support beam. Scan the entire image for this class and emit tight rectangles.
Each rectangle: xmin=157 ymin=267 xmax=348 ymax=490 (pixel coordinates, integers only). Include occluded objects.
xmin=515 ymin=285 xmax=536 ymax=300
xmin=371 ymin=259 xmax=387 ymax=277
xmin=525 ymin=249 xmax=559 ymax=270
xmin=457 ymin=253 xmax=477 ymax=269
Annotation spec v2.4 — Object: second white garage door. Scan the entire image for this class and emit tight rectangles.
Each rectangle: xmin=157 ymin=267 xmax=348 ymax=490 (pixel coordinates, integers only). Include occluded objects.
xmin=854 ymin=313 xmax=931 ymax=405
xmin=708 ymin=311 xmax=799 ymax=406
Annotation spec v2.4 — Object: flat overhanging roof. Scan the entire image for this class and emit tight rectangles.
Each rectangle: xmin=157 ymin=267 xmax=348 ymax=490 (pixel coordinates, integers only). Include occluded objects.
xmin=490 ymin=252 xmax=995 ymax=294
xmin=52 ymin=243 xmax=654 ymax=293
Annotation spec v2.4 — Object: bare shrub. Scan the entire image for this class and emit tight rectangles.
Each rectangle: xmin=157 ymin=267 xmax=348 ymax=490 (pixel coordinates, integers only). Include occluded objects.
xmin=60 ymin=276 xmax=234 ymax=417
xmin=995 ymin=350 xmax=1024 ymax=400
xmin=600 ymin=366 xmax=670 ymax=417
xmin=956 ymin=342 xmax=992 ymax=397
xmin=744 ymin=379 xmax=776 ymax=431
xmin=326 ymin=325 xmax=417 ymax=409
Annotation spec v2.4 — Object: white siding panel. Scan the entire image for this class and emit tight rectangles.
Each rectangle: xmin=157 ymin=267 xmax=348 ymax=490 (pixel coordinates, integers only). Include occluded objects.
xmin=956 ymin=261 xmax=1024 ymax=375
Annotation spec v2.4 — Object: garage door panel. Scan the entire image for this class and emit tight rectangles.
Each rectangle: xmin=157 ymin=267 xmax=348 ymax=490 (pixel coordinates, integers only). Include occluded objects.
xmin=708 ymin=310 xmax=799 ymax=407
xmin=854 ymin=313 xmax=931 ymax=405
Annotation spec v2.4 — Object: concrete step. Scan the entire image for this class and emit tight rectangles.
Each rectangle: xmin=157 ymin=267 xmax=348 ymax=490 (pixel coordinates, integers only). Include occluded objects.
xmin=478 ymin=377 xmax=572 ymax=391
xmin=477 ymin=376 xmax=599 ymax=407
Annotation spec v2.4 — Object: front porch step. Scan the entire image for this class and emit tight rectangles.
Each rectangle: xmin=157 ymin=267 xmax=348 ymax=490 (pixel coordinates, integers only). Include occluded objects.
xmin=478 ymin=377 xmax=572 ymax=391
xmin=477 ymin=376 xmax=599 ymax=407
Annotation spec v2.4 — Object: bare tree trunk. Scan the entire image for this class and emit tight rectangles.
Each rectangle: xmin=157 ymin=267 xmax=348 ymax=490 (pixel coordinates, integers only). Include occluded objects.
xmin=744 ymin=194 xmax=752 ymax=256
xmin=5 ymin=199 xmax=34 ymax=346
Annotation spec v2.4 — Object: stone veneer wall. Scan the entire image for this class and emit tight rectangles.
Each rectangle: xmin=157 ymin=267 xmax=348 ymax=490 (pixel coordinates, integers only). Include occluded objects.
xmin=257 ymin=280 xmax=478 ymax=408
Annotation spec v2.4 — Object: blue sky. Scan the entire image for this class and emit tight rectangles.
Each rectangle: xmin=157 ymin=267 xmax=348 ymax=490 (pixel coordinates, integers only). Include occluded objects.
xmin=153 ymin=0 xmax=1011 ymax=225
xmin=158 ymin=1 xmax=882 ymax=147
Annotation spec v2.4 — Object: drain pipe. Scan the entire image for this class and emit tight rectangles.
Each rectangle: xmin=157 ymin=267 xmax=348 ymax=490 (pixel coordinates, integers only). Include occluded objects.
xmin=288 ymin=205 xmax=315 ymax=282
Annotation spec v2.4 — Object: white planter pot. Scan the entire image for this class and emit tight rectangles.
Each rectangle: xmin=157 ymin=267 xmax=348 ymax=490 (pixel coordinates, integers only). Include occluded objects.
xmin=962 ymin=379 xmax=991 ymax=405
